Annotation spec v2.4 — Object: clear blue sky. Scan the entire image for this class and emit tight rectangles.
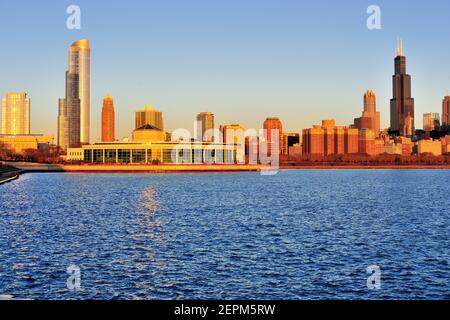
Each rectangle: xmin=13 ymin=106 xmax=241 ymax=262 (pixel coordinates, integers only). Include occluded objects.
xmin=1 ymin=0 xmax=450 ymax=141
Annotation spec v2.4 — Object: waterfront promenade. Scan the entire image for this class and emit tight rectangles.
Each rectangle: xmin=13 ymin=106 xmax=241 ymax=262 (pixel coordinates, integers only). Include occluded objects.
xmin=2 ymin=162 xmax=450 ymax=178
xmin=2 ymin=162 xmax=267 ymax=174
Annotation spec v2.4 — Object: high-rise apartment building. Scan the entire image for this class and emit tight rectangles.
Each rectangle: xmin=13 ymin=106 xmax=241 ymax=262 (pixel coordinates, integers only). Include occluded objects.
xmin=196 ymin=112 xmax=215 ymax=142
xmin=423 ymin=113 xmax=440 ymax=132
xmin=220 ymin=124 xmax=244 ymax=145
xmin=1 ymin=92 xmax=30 ymax=135
xmin=263 ymin=117 xmax=283 ymax=155
xmin=354 ymin=90 xmax=380 ymax=136
xmin=282 ymin=132 xmax=300 ymax=156
xmin=102 ymin=96 xmax=115 ymax=142
xmin=302 ymin=120 xmax=365 ymax=157
xmin=390 ymin=40 xmax=415 ymax=137
xmin=135 ymin=104 xmax=164 ymax=131
xmin=58 ymin=39 xmax=90 ymax=149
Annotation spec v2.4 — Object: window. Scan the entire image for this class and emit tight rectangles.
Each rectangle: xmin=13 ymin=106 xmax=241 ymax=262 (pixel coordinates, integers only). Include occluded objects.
xmin=192 ymin=149 xmax=203 ymax=164
xmin=162 ymin=149 xmax=174 ymax=163
xmin=93 ymin=149 xmax=103 ymax=163
xmin=104 ymin=149 xmax=117 ymax=163
xmin=132 ymin=149 xmax=146 ymax=164
xmin=118 ymin=149 xmax=131 ymax=163
xmin=84 ymin=150 xmax=92 ymax=162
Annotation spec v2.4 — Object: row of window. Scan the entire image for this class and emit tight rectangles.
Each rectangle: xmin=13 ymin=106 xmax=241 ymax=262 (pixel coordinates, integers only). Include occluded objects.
xmin=83 ymin=148 xmax=236 ymax=164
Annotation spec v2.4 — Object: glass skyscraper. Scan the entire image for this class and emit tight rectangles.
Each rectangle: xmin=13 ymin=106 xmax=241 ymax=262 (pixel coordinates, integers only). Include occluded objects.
xmin=58 ymin=39 xmax=90 ymax=149
xmin=1 ymin=92 xmax=30 ymax=135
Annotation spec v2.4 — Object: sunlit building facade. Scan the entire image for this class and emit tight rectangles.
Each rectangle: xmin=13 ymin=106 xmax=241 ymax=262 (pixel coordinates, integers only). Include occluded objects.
xmin=135 ymin=104 xmax=164 ymax=131
xmin=67 ymin=141 xmax=240 ymax=165
xmin=1 ymin=92 xmax=30 ymax=135
xmin=196 ymin=112 xmax=215 ymax=142
xmin=423 ymin=113 xmax=440 ymax=132
xmin=263 ymin=117 xmax=283 ymax=155
xmin=102 ymin=96 xmax=115 ymax=142
xmin=0 ymin=134 xmax=53 ymax=153
xmin=58 ymin=39 xmax=90 ymax=149
xmin=354 ymin=90 xmax=380 ymax=136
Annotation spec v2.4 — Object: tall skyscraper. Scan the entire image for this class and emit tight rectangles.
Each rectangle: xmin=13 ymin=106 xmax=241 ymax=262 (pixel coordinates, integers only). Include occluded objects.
xmin=58 ymin=39 xmax=90 ymax=149
xmin=263 ymin=117 xmax=283 ymax=155
xmin=57 ymin=98 xmax=68 ymax=149
xmin=442 ymin=96 xmax=450 ymax=129
xmin=196 ymin=112 xmax=215 ymax=142
xmin=423 ymin=113 xmax=440 ymax=132
xmin=1 ymin=92 xmax=30 ymax=135
xmin=135 ymin=104 xmax=164 ymax=131
xmin=390 ymin=40 xmax=415 ymax=137
xmin=102 ymin=96 xmax=115 ymax=142
xmin=354 ymin=90 xmax=380 ymax=136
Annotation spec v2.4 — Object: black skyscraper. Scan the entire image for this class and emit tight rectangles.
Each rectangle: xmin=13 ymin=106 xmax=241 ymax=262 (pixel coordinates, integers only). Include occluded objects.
xmin=390 ymin=40 xmax=415 ymax=137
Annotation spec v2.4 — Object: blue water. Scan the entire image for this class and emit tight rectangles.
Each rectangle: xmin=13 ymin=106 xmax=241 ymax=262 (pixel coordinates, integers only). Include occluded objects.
xmin=0 ymin=170 xmax=449 ymax=300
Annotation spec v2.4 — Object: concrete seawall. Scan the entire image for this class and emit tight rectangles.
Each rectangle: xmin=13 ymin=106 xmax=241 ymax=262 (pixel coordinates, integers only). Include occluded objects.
xmin=62 ymin=164 xmax=266 ymax=173
xmin=0 ymin=170 xmax=20 ymax=185
xmin=3 ymin=162 xmax=268 ymax=174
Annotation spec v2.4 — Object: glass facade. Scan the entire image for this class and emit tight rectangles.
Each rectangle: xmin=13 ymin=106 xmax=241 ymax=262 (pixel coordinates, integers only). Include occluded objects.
xmin=79 ymin=143 xmax=240 ymax=165
xmin=132 ymin=149 xmax=146 ymax=164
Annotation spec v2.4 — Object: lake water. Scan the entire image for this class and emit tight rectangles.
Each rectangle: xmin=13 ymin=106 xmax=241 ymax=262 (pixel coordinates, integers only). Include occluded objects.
xmin=0 ymin=170 xmax=449 ymax=300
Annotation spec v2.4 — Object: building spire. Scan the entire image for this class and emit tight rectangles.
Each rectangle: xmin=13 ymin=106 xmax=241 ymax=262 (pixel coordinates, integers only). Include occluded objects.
xmin=396 ymin=38 xmax=404 ymax=57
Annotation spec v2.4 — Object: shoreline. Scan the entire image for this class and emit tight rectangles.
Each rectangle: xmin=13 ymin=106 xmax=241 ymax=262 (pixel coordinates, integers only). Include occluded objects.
xmin=280 ymin=164 xmax=450 ymax=170
xmin=2 ymin=162 xmax=450 ymax=177
xmin=0 ymin=171 xmax=20 ymax=185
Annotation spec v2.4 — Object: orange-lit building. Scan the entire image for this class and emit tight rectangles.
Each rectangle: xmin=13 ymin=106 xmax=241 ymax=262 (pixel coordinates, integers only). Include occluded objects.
xmin=358 ymin=129 xmax=375 ymax=156
xmin=441 ymin=136 xmax=450 ymax=154
xmin=302 ymin=125 xmax=324 ymax=156
xmin=345 ymin=128 xmax=359 ymax=154
xmin=354 ymin=90 xmax=381 ymax=137
xmin=263 ymin=117 xmax=283 ymax=155
xmin=418 ymin=139 xmax=442 ymax=156
xmin=302 ymin=120 xmax=378 ymax=157
xmin=101 ymin=96 xmax=115 ymax=142
xmin=220 ymin=124 xmax=244 ymax=145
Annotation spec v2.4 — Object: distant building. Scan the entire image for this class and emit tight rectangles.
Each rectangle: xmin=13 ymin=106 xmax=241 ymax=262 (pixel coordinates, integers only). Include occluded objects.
xmin=101 ymin=96 xmax=115 ymax=142
xmin=358 ymin=129 xmax=376 ymax=156
xmin=390 ymin=40 xmax=415 ymax=137
xmin=67 ymin=141 xmax=240 ymax=165
xmin=135 ymin=104 xmax=164 ymax=131
xmin=418 ymin=139 xmax=442 ymax=156
xmin=442 ymin=96 xmax=450 ymax=129
xmin=220 ymin=124 xmax=245 ymax=163
xmin=423 ymin=113 xmax=440 ymax=132
xmin=0 ymin=134 xmax=53 ymax=154
xmin=441 ymin=136 xmax=450 ymax=154
xmin=58 ymin=39 xmax=91 ymax=149
xmin=302 ymin=120 xmax=360 ymax=156
xmin=220 ymin=124 xmax=244 ymax=144
xmin=1 ymin=92 xmax=30 ymax=135
xmin=289 ymin=143 xmax=302 ymax=157
xmin=263 ymin=117 xmax=283 ymax=155
xmin=132 ymin=124 xmax=166 ymax=142
xmin=282 ymin=132 xmax=300 ymax=156
xmin=195 ymin=112 xmax=215 ymax=142
xmin=354 ymin=90 xmax=380 ymax=136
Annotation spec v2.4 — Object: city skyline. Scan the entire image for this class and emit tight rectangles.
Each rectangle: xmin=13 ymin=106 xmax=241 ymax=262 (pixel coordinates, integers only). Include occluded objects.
xmin=1 ymin=1 xmax=450 ymax=141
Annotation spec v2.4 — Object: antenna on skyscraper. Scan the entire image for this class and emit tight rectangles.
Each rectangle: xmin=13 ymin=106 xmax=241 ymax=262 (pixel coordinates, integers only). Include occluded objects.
xmin=396 ymin=38 xmax=404 ymax=57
